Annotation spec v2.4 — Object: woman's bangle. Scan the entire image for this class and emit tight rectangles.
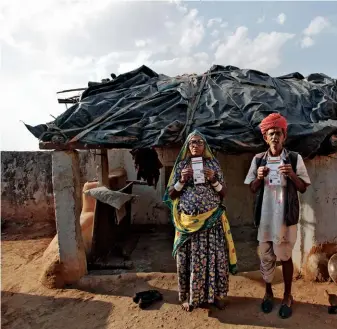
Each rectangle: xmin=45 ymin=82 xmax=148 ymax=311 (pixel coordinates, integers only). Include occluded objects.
xmin=174 ymin=181 xmax=185 ymax=191
xmin=214 ymin=183 xmax=223 ymax=192
xmin=211 ymin=181 xmax=219 ymax=187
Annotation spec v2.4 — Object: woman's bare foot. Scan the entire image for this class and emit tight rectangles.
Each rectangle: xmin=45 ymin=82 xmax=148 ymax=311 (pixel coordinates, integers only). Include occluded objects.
xmin=181 ymin=302 xmax=193 ymax=312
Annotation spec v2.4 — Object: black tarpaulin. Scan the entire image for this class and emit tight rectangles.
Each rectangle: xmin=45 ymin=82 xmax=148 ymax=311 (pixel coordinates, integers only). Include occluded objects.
xmin=25 ymin=65 xmax=337 ymax=158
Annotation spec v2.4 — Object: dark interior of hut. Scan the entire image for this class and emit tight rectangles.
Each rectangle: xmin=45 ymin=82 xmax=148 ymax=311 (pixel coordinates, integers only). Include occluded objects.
xmin=86 ymin=152 xmax=260 ymax=276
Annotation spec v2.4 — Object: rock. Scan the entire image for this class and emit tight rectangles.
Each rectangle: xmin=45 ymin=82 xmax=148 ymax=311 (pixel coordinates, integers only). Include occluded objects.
xmin=40 ymin=237 xmax=65 ymax=289
xmin=304 ymin=252 xmax=330 ymax=282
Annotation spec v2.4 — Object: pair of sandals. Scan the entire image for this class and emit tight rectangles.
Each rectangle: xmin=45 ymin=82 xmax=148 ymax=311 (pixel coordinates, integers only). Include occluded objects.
xmin=132 ymin=290 xmax=163 ymax=309
xmin=261 ymin=295 xmax=293 ymax=319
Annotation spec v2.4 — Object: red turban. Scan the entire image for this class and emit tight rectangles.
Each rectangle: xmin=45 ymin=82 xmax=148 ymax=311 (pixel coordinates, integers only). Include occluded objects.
xmin=259 ymin=113 xmax=287 ymax=135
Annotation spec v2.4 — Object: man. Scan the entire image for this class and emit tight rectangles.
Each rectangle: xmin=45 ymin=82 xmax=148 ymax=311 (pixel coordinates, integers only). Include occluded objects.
xmin=244 ymin=113 xmax=311 ymax=319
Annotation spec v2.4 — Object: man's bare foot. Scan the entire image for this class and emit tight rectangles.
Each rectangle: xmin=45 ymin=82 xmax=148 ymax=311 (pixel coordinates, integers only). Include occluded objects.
xmin=181 ymin=302 xmax=193 ymax=312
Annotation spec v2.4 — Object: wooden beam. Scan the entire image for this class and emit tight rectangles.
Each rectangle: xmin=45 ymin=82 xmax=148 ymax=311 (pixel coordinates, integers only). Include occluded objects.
xmin=39 ymin=136 xmax=137 ymax=150
xmin=56 ymin=87 xmax=87 ymax=94
xmin=57 ymin=98 xmax=79 ymax=104
xmin=38 ymin=139 xmax=185 ymax=151
xmin=95 ymin=149 xmax=109 ymax=187
xmin=126 ymin=180 xmax=148 ymax=185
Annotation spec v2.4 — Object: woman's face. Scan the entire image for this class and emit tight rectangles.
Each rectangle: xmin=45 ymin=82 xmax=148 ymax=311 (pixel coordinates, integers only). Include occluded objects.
xmin=188 ymin=135 xmax=205 ymax=157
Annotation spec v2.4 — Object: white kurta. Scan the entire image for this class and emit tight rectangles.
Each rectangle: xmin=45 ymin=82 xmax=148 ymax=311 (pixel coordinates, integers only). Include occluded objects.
xmin=244 ymin=150 xmax=311 ymax=245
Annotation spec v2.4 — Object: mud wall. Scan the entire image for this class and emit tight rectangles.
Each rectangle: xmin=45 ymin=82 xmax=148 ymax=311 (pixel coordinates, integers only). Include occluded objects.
xmin=0 ymin=151 xmax=99 ymax=223
xmin=294 ymin=155 xmax=337 ymax=274
xmin=0 ymin=150 xmax=167 ymax=225
xmin=2 ymin=150 xmax=336 ymax=278
xmin=2 ymin=150 xmax=336 ymax=235
xmin=1 ymin=151 xmax=54 ymax=222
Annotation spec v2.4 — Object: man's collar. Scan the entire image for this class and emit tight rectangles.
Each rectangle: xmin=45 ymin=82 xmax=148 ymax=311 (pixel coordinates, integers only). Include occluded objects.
xmin=265 ymin=148 xmax=288 ymax=160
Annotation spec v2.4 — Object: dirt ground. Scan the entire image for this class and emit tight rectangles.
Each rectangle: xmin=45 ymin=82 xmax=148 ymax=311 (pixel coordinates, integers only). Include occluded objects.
xmin=1 ymin=222 xmax=337 ymax=329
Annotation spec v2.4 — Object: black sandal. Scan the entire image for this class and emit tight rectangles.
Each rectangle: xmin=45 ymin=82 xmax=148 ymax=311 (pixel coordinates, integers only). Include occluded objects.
xmin=261 ymin=295 xmax=274 ymax=314
xmin=279 ymin=296 xmax=293 ymax=319
xmin=132 ymin=290 xmax=163 ymax=309
xmin=328 ymin=306 xmax=337 ymax=314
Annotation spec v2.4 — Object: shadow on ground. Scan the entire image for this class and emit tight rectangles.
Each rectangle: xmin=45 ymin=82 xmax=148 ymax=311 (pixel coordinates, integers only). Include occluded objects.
xmin=208 ymin=295 xmax=334 ymax=329
xmin=72 ymin=272 xmax=336 ymax=329
xmin=1 ymin=291 xmax=112 ymax=329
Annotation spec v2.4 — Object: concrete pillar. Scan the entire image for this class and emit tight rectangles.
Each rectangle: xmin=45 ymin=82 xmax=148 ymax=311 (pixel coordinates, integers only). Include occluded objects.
xmin=52 ymin=150 xmax=87 ymax=284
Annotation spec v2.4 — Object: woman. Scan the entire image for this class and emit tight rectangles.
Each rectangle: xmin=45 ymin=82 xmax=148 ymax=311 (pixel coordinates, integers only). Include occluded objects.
xmin=163 ymin=130 xmax=237 ymax=312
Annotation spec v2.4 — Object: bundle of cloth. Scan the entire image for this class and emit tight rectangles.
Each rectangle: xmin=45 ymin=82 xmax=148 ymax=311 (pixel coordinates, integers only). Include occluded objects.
xmin=130 ymin=148 xmax=163 ymax=188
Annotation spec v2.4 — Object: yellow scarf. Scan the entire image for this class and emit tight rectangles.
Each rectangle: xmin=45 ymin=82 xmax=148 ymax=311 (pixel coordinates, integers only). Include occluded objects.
xmin=172 ymin=199 xmax=237 ymax=271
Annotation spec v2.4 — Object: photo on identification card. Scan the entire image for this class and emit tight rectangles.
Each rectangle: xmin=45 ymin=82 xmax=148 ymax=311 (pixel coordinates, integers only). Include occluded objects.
xmin=269 ymin=170 xmax=281 ymax=185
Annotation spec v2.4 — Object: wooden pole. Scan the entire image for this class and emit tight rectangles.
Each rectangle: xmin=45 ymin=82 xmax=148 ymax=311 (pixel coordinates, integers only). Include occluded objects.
xmin=95 ymin=149 xmax=109 ymax=187
xmin=90 ymin=148 xmax=110 ymax=265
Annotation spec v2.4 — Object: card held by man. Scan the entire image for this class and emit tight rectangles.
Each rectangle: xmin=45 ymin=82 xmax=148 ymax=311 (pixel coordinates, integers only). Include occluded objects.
xmin=267 ymin=156 xmax=281 ymax=186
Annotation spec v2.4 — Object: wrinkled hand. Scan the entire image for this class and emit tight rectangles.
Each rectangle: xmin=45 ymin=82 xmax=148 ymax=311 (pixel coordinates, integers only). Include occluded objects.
xmin=257 ymin=166 xmax=269 ymax=180
xmin=278 ymin=164 xmax=294 ymax=177
xmin=181 ymin=168 xmax=193 ymax=183
xmin=204 ymin=168 xmax=216 ymax=183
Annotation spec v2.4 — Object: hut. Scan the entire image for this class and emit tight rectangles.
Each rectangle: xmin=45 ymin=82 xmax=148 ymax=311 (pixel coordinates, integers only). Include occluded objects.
xmin=25 ymin=65 xmax=337 ymax=286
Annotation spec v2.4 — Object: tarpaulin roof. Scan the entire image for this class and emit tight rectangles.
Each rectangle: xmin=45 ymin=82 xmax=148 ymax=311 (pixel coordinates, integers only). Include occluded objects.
xmin=25 ymin=65 xmax=337 ymax=158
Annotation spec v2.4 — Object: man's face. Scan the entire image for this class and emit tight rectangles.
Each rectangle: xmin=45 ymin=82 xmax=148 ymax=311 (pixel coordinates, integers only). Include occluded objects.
xmin=188 ymin=135 xmax=205 ymax=157
xmin=264 ymin=127 xmax=285 ymax=151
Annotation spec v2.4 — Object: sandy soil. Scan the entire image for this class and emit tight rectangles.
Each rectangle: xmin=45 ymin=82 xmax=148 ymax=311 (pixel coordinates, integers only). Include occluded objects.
xmin=1 ymin=222 xmax=337 ymax=329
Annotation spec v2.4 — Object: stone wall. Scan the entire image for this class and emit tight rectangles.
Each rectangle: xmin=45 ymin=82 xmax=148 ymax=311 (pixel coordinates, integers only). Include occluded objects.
xmin=0 ymin=150 xmax=170 ymax=225
xmin=1 ymin=150 xmax=105 ymax=223
xmin=1 ymin=151 xmax=54 ymax=222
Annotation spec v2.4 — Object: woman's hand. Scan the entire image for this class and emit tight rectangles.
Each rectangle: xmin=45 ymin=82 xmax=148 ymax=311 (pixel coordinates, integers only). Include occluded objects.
xmin=181 ymin=168 xmax=193 ymax=183
xmin=204 ymin=168 xmax=216 ymax=183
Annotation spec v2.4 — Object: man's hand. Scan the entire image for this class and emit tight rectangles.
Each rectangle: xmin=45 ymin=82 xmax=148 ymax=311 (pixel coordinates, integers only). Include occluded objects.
xmin=279 ymin=163 xmax=307 ymax=193
xmin=204 ymin=168 xmax=216 ymax=183
xmin=257 ymin=166 xmax=269 ymax=180
xmin=278 ymin=164 xmax=294 ymax=178
xmin=181 ymin=168 xmax=193 ymax=183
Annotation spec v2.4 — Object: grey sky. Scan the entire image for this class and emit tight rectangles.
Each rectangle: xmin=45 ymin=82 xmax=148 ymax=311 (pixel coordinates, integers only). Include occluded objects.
xmin=1 ymin=0 xmax=336 ymax=150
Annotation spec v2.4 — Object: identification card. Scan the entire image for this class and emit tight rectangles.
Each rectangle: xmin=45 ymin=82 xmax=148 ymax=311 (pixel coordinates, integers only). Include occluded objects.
xmin=191 ymin=157 xmax=205 ymax=184
xmin=267 ymin=156 xmax=281 ymax=186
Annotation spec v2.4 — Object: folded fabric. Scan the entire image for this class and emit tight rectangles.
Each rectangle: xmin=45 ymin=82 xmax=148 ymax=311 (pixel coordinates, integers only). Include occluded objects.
xmin=84 ymin=186 xmax=136 ymax=210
